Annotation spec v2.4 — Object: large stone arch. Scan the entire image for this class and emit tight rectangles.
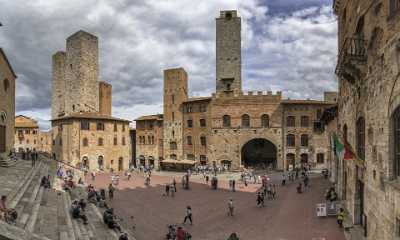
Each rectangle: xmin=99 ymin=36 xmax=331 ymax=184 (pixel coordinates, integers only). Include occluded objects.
xmin=241 ymin=138 xmax=278 ymax=169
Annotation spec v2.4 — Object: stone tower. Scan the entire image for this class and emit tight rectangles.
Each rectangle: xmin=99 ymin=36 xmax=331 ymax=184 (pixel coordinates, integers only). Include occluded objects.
xmin=163 ymin=68 xmax=188 ymax=161
xmin=65 ymin=30 xmax=99 ymax=114
xmin=51 ymin=51 xmax=66 ymax=119
xmin=99 ymin=81 xmax=112 ymax=116
xmin=216 ymin=10 xmax=241 ymax=94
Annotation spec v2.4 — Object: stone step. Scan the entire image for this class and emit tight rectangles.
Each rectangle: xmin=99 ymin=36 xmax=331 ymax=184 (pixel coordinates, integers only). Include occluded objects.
xmin=16 ymin=165 xmax=48 ymax=230
xmin=7 ymin=161 xmax=44 ymax=209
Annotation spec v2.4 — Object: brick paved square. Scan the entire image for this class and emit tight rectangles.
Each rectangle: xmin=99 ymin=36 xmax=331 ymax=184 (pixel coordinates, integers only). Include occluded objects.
xmin=87 ymin=173 xmax=345 ymax=240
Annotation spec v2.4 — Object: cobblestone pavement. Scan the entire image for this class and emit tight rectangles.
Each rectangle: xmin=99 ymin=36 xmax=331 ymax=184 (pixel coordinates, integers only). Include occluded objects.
xmin=86 ymin=172 xmax=345 ymax=240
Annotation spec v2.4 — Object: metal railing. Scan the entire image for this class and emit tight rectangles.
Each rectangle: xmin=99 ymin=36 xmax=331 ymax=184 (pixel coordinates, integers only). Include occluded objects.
xmin=335 ymin=37 xmax=367 ymax=75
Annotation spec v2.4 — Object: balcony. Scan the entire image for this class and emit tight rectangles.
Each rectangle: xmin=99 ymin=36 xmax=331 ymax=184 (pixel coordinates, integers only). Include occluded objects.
xmin=335 ymin=37 xmax=367 ymax=83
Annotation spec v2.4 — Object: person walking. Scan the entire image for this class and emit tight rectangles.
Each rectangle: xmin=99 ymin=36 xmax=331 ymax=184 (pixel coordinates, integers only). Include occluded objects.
xmin=183 ymin=206 xmax=193 ymax=225
xmin=127 ymin=171 xmax=131 ymax=181
xmin=91 ymin=171 xmax=96 ymax=181
xmin=173 ymin=178 xmax=177 ymax=192
xmin=281 ymin=173 xmax=286 ymax=186
xmin=228 ymin=198 xmax=234 ymax=216
xmin=337 ymin=208 xmax=345 ymax=228
xmin=165 ymin=184 xmax=170 ymax=197
xmin=108 ymin=183 xmax=115 ymax=200
xmin=170 ymin=184 xmax=175 ymax=197
xmin=31 ymin=151 xmax=36 ymax=167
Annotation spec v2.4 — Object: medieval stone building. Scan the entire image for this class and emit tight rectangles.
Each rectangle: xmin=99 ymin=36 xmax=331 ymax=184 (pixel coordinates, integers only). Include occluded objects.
xmin=14 ymin=115 xmax=39 ymax=152
xmin=0 ymin=48 xmax=16 ymax=161
xmin=334 ymin=0 xmax=400 ymax=239
xmin=51 ymin=30 xmax=131 ymax=172
xmin=135 ymin=10 xmax=337 ymax=171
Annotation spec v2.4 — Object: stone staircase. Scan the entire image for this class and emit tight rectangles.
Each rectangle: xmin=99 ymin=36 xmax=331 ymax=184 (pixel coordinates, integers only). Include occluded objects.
xmin=0 ymin=155 xmax=19 ymax=167
xmin=0 ymin=158 xmax=136 ymax=240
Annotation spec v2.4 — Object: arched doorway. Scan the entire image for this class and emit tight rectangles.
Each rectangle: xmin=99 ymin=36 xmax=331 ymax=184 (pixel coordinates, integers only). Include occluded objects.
xmin=118 ymin=157 xmax=123 ymax=171
xmin=98 ymin=156 xmax=104 ymax=170
xmin=300 ymin=153 xmax=308 ymax=164
xmin=82 ymin=156 xmax=89 ymax=170
xmin=241 ymin=138 xmax=277 ymax=169
xmin=286 ymin=153 xmax=295 ymax=170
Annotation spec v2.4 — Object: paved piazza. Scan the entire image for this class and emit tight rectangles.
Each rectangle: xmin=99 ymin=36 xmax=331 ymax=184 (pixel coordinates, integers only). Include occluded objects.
xmin=86 ymin=172 xmax=345 ymax=240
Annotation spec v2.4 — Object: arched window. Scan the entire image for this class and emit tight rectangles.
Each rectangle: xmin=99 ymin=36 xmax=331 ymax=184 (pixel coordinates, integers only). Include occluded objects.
xmin=286 ymin=153 xmax=295 ymax=169
xmin=152 ymin=136 xmax=155 ymax=145
xmin=187 ymin=136 xmax=192 ymax=145
xmin=170 ymin=154 xmax=177 ymax=160
xmin=392 ymin=107 xmax=400 ymax=177
xmin=287 ymin=116 xmax=295 ymax=127
xmin=301 ymin=116 xmax=309 ymax=127
xmin=200 ymin=136 xmax=206 ymax=146
xmin=3 ymin=78 xmax=9 ymax=92
xmin=241 ymin=114 xmax=250 ymax=128
xmin=287 ymin=134 xmax=295 ymax=147
xmin=317 ymin=153 xmax=324 ymax=163
xmin=113 ymin=137 xmax=117 ymax=145
xmin=223 ymin=115 xmax=231 ymax=127
xmin=82 ymin=138 xmax=88 ymax=146
xmin=356 ymin=117 xmax=365 ymax=160
xmin=98 ymin=138 xmax=103 ymax=146
xmin=343 ymin=124 xmax=348 ymax=143
xmin=301 ymin=134 xmax=309 ymax=147
xmin=122 ymin=137 xmax=126 ymax=145
xmin=261 ymin=114 xmax=269 ymax=128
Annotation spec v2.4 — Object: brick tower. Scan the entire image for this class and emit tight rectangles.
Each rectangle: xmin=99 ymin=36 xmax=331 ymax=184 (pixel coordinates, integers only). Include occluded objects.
xmin=163 ymin=68 xmax=188 ymax=161
xmin=216 ymin=10 xmax=242 ymax=94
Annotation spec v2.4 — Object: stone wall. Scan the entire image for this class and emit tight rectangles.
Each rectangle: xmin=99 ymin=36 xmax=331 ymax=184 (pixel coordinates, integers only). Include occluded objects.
xmin=216 ymin=10 xmax=241 ymax=93
xmin=182 ymin=99 xmax=211 ymax=163
xmin=51 ymin=51 xmax=66 ymax=119
xmin=65 ymin=31 xmax=99 ymax=114
xmin=0 ymin=49 xmax=16 ymax=158
xmin=163 ymin=68 xmax=188 ymax=161
xmin=136 ymin=119 xmax=163 ymax=168
xmin=99 ymin=81 xmax=112 ymax=116
xmin=52 ymin=118 xmax=130 ymax=172
xmin=335 ymin=0 xmax=400 ymax=239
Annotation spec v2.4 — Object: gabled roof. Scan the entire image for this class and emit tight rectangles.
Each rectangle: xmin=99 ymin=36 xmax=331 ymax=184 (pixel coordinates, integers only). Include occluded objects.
xmin=0 ymin=48 xmax=17 ymax=78
xmin=135 ymin=114 xmax=163 ymax=121
xmin=15 ymin=115 xmax=38 ymax=128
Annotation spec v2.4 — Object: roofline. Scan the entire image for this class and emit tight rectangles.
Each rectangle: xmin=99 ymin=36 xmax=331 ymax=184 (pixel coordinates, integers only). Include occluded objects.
xmin=51 ymin=115 xmax=130 ymax=123
xmin=0 ymin=48 xmax=17 ymax=78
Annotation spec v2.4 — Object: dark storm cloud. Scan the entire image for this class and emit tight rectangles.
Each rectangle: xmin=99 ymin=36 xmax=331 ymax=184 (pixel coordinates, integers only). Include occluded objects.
xmin=0 ymin=0 xmax=336 ymax=129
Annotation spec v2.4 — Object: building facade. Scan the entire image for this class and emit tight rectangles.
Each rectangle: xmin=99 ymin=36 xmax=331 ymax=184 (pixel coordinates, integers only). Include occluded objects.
xmin=14 ymin=115 xmax=39 ymax=152
xmin=334 ymin=0 xmax=400 ymax=239
xmin=51 ymin=30 xmax=131 ymax=172
xmin=0 ymin=48 xmax=16 ymax=160
xmin=135 ymin=10 xmax=337 ymax=171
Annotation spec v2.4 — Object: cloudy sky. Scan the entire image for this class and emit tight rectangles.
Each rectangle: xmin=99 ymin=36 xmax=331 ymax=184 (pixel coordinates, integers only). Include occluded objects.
xmin=0 ymin=0 xmax=337 ymax=130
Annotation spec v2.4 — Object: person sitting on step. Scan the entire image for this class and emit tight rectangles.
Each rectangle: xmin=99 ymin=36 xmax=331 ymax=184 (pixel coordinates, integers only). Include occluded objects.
xmin=71 ymin=200 xmax=88 ymax=225
xmin=103 ymin=208 xmax=122 ymax=232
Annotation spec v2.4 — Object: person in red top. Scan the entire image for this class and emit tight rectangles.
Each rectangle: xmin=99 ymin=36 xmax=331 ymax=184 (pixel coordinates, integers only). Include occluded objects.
xmin=176 ymin=226 xmax=185 ymax=240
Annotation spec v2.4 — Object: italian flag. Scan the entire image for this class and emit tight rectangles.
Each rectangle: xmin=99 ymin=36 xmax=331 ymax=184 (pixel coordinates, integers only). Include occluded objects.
xmin=333 ymin=134 xmax=354 ymax=160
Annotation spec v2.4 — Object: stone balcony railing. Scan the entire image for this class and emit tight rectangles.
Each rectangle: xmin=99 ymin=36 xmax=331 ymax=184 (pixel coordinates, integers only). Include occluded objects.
xmin=335 ymin=37 xmax=368 ymax=83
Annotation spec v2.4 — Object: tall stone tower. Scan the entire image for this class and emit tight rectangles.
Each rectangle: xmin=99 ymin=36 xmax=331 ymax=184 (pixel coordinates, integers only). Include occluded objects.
xmin=51 ymin=51 xmax=67 ymax=119
xmin=99 ymin=81 xmax=112 ymax=116
xmin=216 ymin=10 xmax=242 ymax=94
xmin=163 ymin=68 xmax=188 ymax=161
xmin=65 ymin=30 xmax=99 ymax=114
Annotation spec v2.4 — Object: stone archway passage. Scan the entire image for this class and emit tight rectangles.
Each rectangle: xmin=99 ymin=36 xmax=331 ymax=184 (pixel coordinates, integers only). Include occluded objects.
xmin=241 ymin=138 xmax=277 ymax=169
